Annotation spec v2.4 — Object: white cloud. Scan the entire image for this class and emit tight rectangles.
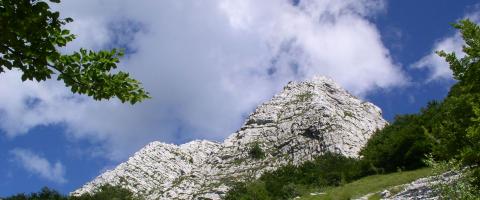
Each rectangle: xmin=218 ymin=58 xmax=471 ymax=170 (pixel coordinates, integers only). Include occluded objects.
xmin=0 ymin=71 xmax=86 ymax=137
xmin=412 ymin=33 xmax=464 ymax=81
xmin=10 ymin=148 xmax=67 ymax=184
xmin=412 ymin=11 xmax=480 ymax=82
xmin=0 ymin=0 xmax=406 ymax=160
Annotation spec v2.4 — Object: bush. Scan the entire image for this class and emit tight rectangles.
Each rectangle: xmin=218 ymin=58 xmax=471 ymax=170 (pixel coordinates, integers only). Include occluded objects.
xmin=428 ymin=94 xmax=477 ymax=162
xmin=3 ymin=185 xmax=141 ymax=200
xmin=3 ymin=187 xmax=64 ymax=200
xmin=225 ymin=153 xmax=364 ymax=200
xmin=287 ymin=152 xmax=364 ymax=187
xmin=360 ymin=102 xmax=440 ymax=173
xmin=248 ymin=142 xmax=265 ymax=159
xmin=426 ymin=157 xmax=480 ymax=200
xmin=224 ymin=181 xmax=271 ymax=200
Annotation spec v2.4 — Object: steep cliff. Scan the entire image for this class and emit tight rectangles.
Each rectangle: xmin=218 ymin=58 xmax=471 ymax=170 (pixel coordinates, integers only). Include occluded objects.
xmin=73 ymin=76 xmax=387 ymax=199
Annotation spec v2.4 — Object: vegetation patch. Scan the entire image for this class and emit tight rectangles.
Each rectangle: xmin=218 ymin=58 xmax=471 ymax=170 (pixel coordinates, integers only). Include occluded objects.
xmin=225 ymin=153 xmax=366 ymax=200
xmin=248 ymin=142 xmax=265 ymax=159
xmin=296 ymin=91 xmax=314 ymax=102
xmin=343 ymin=111 xmax=354 ymax=118
xmin=298 ymin=167 xmax=433 ymax=200
xmin=2 ymin=184 xmax=143 ymax=200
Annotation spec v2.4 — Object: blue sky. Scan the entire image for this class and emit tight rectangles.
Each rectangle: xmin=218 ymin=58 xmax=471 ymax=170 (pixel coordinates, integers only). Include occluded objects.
xmin=0 ymin=0 xmax=479 ymax=196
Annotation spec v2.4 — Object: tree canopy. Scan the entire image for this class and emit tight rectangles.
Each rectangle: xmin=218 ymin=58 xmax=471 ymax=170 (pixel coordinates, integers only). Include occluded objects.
xmin=361 ymin=19 xmax=480 ymax=170
xmin=0 ymin=0 xmax=150 ymax=104
xmin=2 ymin=185 xmax=142 ymax=200
xmin=435 ymin=19 xmax=480 ymax=165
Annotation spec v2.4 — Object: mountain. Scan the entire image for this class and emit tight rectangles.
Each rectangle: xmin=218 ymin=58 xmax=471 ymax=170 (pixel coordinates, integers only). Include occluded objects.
xmin=72 ymin=76 xmax=387 ymax=199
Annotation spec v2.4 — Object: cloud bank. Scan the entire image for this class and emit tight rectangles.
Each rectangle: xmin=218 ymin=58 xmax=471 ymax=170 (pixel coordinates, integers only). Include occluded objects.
xmin=0 ymin=0 xmax=406 ymax=160
xmin=10 ymin=148 xmax=67 ymax=184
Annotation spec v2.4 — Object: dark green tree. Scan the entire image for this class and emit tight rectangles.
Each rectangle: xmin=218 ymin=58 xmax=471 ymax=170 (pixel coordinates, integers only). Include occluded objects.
xmin=0 ymin=0 xmax=150 ymax=104
xmin=435 ymin=19 xmax=480 ymax=165
xmin=360 ymin=102 xmax=439 ymax=173
xmin=3 ymin=185 xmax=142 ymax=200
xmin=248 ymin=142 xmax=265 ymax=159
xmin=3 ymin=187 xmax=65 ymax=200
xmin=361 ymin=20 xmax=480 ymax=169
xmin=224 ymin=181 xmax=271 ymax=200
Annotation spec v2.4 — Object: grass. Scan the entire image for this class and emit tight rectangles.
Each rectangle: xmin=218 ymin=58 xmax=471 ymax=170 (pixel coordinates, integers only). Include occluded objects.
xmin=298 ymin=167 xmax=434 ymax=200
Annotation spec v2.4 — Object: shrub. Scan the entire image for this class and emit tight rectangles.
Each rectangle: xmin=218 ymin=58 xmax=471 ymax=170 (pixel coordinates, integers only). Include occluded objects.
xmin=3 ymin=187 xmax=65 ymax=200
xmin=3 ymin=185 xmax=141 ymax=200
xmin=225 ymin=153 xmax=364 ymax=200
xmin=275 ymin=152 xmax=364 ymax=187
xmin=426 ymin=157 xmax=480 ymax=200
xmin=248 ymin=142 xmax=265 ymax=159
xmin=360 ymin=102 xmax=441 ymax=173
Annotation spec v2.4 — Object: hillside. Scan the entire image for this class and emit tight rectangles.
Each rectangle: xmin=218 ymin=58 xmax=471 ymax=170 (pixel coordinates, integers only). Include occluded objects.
xmin=72 ymin=76 xmax=387 ymax=199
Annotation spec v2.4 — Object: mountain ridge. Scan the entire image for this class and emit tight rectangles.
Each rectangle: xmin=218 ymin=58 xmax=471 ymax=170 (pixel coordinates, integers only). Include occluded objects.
xmin=73 ymin=76 xmax=387 ymax=199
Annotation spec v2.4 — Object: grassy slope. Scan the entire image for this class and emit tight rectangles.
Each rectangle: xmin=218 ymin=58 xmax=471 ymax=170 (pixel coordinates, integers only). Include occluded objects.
xmin=299 ymin=167 xmax=434 ymax=200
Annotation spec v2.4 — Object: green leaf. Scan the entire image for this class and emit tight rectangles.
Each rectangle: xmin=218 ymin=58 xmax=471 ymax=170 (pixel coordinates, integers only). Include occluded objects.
xmin=1 ymin=0 xmax=150 ymax=104
xmin=21 ymin=74 xmax=28 ymax=81
xmin=61 ymin=29 xmax=70 ymax=35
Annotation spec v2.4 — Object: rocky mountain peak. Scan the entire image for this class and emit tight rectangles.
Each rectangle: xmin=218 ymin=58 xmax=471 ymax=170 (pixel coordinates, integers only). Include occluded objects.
xmin=72 ymin=76 xmax=387 ymax=199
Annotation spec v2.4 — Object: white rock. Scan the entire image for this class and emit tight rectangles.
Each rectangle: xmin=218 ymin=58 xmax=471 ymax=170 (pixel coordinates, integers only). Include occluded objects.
xmin=381 ymin=190 xmax=391 ymax=198
xmin=387 ymin=170 xmax=462 ymax=200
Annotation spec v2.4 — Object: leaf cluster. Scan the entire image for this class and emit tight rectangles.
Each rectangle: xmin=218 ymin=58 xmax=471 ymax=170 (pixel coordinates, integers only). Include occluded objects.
xmin=0 ymin=0 xmax=149 ymax=104
xmin=433 ymin=19 xmax=480 ymax=166
xmin=248 ymin=142 xmax=265 ymax=159
xmin=360 ymin=102 xmax=440 ymax=173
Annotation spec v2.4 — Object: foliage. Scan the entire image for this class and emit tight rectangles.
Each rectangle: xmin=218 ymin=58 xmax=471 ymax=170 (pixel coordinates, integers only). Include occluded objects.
xmin=463 ymin=105 xmax=480 ymax=165
xmin=248 ymin=142 xmax=265 ymax=159
xmin=437 ymin=20 xmax=480 ymax=93
xmin=425 ymin=156 xmax=480 ymax=200
xmin=361 ymin=20 xmax=480 ymax=172
xmin=296 ymin=91 xmax=314 ymax=102
xmin=417 ymin=21 xmax=480 ymax=200
xmin=433 ymin=19 xmax=480 ymax=165
xmin=360 ymin=102 xmax=440 ymax=173
xmin=359 ymin=19 xmax=480 ymax=199
xmin=3 ymin=187 xmax=64 ymax=200
xmin=224 ymin=181 xmax=271 ymax=200
xmin=0 ymin=0 xmax=149 ymax=104
xmin=426 ymin=94 xmax=476 ymax=161
xmin=2 ymin=185 xmax=142 ymax=200
xmin=225 ymin=153 xmax=365 ymax=200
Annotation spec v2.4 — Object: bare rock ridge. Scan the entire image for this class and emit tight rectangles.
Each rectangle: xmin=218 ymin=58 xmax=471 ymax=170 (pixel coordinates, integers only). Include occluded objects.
xmin=72 ymin=76 xmax=388 ymax=199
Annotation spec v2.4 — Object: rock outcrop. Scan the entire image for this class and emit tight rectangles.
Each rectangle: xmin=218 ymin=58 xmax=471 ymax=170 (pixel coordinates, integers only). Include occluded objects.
xmin=72 ymin=76 xmax=387 ymax=199
xmin=387 ymin=170 xmax=462 ymax=200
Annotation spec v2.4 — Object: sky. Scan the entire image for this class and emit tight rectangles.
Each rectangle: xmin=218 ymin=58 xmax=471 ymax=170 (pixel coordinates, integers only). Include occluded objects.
xmin=0 ymin=0 xmax=479 ymax=196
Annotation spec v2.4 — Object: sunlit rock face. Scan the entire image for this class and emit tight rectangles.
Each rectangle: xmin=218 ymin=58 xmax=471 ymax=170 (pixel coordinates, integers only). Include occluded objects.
xmin=72 ymin=76 xmax=387 ymax=199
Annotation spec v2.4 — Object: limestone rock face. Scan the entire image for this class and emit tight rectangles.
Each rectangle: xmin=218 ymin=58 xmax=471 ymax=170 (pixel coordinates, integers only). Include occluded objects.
xmin=72 ymin=76 xmax=387 ymax=199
